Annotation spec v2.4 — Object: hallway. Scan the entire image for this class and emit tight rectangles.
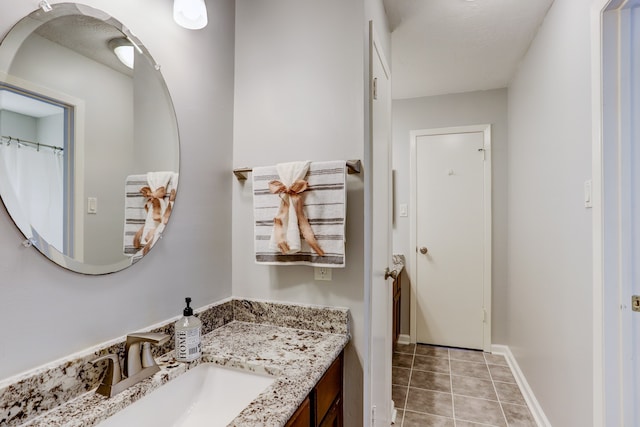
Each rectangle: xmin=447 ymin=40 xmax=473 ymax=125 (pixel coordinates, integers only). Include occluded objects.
xmin=392 ymin=343 xmax=536 ymax=426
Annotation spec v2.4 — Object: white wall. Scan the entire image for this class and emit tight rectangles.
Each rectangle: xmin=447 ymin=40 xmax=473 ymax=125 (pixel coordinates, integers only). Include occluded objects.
xmin=133 ymin=49 xmax=179 ymax=174
xmin=37 ymin=113 xmax=64 ymax=150
xmin=506 ymin=0 xmax=593 ymax=424
xmin=0 ymin=109 xmax=36 ymax=139
xmin=392 ymin=88 xmax=509 ymax=343
xmin=232 ymin=0 xmax=389 ymax=425
xmin=0 ymin=0 xmax=234 ymax=381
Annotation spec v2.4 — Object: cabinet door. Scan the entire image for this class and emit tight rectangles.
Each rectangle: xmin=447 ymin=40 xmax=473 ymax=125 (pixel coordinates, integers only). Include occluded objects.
xmin=314 ymin=355 xmax=342 ymax=425
xmin=319 ymin=397 xmax=342 ymax=427
xmin=285 ymin=396 xmax=311 ymax=427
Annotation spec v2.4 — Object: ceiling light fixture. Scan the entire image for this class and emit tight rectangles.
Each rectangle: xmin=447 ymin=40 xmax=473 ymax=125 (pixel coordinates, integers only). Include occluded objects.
xmin=173 ymin=0 xmax=208 ymax=30
xmin=108 ymin=38 xmax=134 ymax=69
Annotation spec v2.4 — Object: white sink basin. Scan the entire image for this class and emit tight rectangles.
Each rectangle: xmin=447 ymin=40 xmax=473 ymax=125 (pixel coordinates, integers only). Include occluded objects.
xmin=97 ymin=364 xmax=275 ymax=427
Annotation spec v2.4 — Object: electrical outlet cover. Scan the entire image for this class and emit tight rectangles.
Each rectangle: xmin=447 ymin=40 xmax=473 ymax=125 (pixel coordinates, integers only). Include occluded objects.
xmin=314 ymin=267 xmax=332 ymax=281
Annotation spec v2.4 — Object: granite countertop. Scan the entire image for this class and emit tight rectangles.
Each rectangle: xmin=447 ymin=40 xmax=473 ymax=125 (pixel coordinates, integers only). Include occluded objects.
xmin=21 ymin=321 xmax=349 ymax=427
xmin=392 ymin=253 xmax=405 ymax=274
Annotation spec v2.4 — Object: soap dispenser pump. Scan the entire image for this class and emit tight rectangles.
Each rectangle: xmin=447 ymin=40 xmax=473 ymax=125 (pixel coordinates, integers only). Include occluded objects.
xmin=174 ymin=297 xmax=202 ymax=362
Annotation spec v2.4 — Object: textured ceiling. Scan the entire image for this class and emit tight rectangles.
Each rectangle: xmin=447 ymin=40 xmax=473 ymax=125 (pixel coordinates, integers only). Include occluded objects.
xmin=35 ymin=14 xmax=133 ymax=77
xmin=0 ymin=12 xmax=133 ymax=119
xmin=385 ymin=0 xmax=554 ymax=99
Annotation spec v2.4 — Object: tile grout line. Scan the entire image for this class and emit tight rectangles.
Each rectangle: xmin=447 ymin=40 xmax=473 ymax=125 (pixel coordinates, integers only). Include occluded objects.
xmin=409 ymin=377 xmax=498 ymax=397
xmin=448 ymin=349 xmax=457 ymax=427
xmin=486 ymin=353 xmax=510 ymax=427
xmin=399 ymin=345 xmax=415 ymax=427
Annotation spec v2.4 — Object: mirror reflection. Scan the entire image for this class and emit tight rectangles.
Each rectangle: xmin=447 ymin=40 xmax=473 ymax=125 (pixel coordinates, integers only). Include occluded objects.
xmin=0 ymin=4 xmax=179 ymax=274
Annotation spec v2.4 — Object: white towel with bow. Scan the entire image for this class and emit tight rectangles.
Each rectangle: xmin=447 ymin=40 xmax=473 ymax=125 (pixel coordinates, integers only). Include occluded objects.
xmin=124 ymin=171 xmax=177 ymax=261
xmin=253 ymin=160 xmax=346 ymax=267
xmin=138 ymin=171 xmax=174 ymax=247
xmin=268 ymin=161 xmax=311 ymax=253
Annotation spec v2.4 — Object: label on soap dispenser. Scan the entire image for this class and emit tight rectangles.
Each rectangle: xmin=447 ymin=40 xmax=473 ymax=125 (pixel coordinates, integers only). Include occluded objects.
xmin=175 ymin=328 xmax=201 ymax=361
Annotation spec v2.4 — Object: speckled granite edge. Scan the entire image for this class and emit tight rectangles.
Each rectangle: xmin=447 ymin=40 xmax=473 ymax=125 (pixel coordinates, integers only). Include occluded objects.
xmin=20 ymin=322 xmax=349 ymax=427
xmin=0 ymin=299 xmax=234 ymax=427
xmin=233 ymin=298 xmax=350 ymax=336
xmin=0 ymin=299 xmax=350 ymax=427
xmin=392 ymin=253 xmax=405 ymax=273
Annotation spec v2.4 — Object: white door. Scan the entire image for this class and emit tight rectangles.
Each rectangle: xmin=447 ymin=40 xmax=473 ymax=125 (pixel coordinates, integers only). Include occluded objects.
xmin=596 ymin=2 xmax=640 ymax=424
xmin=368 ymin=22 xmax=393 ymax=427
xmin=411 ymin=126 xmax=491 ymax=351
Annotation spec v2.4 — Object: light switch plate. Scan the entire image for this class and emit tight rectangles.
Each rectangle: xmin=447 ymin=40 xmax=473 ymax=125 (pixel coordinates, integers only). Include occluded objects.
xmin=584 ymin=180 xmax=592 ymax=208
xmin=87 ymin=197 xmax=98 ymax=214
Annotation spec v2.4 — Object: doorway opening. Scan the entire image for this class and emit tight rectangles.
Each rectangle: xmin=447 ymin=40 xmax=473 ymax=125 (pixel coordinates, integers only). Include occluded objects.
xmin=0 ymin=83 xmax=74 ymax=256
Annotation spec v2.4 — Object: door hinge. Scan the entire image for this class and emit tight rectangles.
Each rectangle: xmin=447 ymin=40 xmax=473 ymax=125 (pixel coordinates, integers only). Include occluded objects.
xmin=633 ymin=295 xmax=640 ymax=312
xmin=373 ymin=77 xmax=378 ymax=100
xmin=478 ymin=147 xmax=486 ymax=161
xmin=371 ymin=405 xmax=376 ymax=424
xmin=482 ymin=309 xmax=487 ymax=323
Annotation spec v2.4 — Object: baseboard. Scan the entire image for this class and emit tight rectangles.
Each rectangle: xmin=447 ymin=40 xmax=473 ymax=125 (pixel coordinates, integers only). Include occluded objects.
xmin=491 ymin=345 xmax=552 ymax=427
xmin=397 ymin=334 xmax=411 ymax=345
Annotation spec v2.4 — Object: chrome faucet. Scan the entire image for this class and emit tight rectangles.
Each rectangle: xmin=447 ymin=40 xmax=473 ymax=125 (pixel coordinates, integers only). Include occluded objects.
xmin=92 ymin=332 xmax=169 ymax=398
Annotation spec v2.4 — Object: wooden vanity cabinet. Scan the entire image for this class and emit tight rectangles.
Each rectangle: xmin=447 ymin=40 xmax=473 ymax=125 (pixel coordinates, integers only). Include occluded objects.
xmin=285 ymin=352 xmax=343 ymax=427
xmin=392 ymin=272 xmax=401 ymax=350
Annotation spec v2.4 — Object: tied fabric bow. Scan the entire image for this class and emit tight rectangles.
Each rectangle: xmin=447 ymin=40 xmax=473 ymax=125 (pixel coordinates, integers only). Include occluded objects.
xmin=268 ymin=179 xmax=325 ymax=256
xmin=133 ymin=186 xmax=175 ymax=255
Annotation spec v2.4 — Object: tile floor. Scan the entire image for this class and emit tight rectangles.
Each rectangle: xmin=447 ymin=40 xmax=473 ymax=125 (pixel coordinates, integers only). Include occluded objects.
xmin=392 ymin=343 xmax=537 ymax=427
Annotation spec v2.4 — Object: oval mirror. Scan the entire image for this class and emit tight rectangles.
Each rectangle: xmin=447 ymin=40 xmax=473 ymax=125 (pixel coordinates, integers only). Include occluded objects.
xmin=0 ymin=4 xmax=179 ymax=274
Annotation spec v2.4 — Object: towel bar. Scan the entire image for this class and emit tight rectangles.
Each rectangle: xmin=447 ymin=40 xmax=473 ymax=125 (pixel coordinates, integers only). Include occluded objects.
xmin=233 ymin=159 xmax=362 ymax=181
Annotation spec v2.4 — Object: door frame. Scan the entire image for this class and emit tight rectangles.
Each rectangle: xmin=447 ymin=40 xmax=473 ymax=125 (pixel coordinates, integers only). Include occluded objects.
xmin=366 ymin=21 xmax=393 ymax=426
xmin=0 ymin=72 xmax=85 ymax=260
xmin=409 ymin=125 xmax=492 ymax=352
xmin=591 ymin=0 xmax=639 ymax=424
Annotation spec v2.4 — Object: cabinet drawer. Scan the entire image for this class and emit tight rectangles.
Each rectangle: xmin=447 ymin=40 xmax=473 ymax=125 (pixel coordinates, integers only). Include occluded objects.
xmin=315 ymin=354 xmax=343 ymax=424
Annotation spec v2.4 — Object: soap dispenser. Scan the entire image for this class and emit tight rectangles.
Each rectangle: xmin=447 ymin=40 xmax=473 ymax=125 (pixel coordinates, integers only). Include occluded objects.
xmin=174 ymin=297 xmax=202 ymax=362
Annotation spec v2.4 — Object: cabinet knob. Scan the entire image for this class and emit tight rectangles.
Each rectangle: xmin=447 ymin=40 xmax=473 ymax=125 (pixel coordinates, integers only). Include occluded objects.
xmin=419 ymin=246 xmax=429 ymax=255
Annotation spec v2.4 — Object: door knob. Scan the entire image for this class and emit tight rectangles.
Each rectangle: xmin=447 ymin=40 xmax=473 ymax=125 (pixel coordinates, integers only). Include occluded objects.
xmin=384 ymin=268 xmax=398 ymax=280
xmin=419 ymin=246 xmax=428 ymax=255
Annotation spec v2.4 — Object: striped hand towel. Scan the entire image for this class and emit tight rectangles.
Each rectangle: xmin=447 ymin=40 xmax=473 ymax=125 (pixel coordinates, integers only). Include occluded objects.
xmin=253 ymin=160 xmax=346 ymax=267
xmin=123 ymin=174 xmax=147 ymax=262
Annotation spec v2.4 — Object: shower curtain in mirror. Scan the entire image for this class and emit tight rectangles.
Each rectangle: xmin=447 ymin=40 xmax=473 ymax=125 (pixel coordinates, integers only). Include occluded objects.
xmin=0 ymin=142 xmax=64 ymax=252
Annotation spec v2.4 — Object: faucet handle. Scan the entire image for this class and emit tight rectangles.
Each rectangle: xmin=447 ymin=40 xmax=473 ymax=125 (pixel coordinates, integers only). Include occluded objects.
xmin=124 ymin=332 xmax=170 ymax=377
xmin=92 ymin=354 xmax=122 ymax=396
xmin=141 ymin=342 xmax=157 ymax=368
